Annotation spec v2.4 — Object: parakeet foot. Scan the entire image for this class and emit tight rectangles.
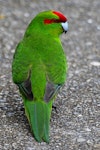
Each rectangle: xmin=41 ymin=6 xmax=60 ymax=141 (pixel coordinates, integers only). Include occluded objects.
xmin=52 ymin=105 xmax=58 ymax=113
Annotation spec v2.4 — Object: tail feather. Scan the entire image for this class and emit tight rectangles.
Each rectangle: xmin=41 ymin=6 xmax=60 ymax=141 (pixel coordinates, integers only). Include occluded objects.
xmin=42 ymin=102 xmax=51 ymax=142
xmin=24 ymin=100 xmax=52 ymax=143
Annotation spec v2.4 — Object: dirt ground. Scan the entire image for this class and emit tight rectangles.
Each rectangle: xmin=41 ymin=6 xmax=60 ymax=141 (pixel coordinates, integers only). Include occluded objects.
xmin=0 ymin=0 xmax=100 ymax=150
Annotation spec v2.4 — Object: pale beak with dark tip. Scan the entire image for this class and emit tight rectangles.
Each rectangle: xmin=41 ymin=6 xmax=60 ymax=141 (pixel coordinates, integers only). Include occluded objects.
xmin=61 ymin=21 xmax=68 ymax=33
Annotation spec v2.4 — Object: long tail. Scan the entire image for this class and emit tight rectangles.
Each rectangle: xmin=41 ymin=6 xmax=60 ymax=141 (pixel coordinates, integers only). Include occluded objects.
xmin=24 ymin=99 xmax=53 ymax=143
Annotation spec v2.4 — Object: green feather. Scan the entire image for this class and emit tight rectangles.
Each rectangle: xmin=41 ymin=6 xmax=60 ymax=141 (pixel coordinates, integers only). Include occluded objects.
xmin=24 ymin=99 xmax=52 ymax=143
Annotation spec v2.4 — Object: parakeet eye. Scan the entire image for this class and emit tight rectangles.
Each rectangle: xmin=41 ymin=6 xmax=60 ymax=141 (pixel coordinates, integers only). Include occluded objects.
xmin=44 ymin=18 xmax=63 ymax=24
xmin=44 ymin=19 xmax=57 ymax=24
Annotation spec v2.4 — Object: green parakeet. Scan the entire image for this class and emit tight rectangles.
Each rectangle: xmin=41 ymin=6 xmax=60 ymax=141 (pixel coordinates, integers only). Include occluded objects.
xmin=12 ymin=10 xmax=68 ymax=143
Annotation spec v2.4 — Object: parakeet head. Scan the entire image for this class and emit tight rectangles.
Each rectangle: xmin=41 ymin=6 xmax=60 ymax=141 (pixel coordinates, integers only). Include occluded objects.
xmin=25 ymin=10 xmax=68 ymax=36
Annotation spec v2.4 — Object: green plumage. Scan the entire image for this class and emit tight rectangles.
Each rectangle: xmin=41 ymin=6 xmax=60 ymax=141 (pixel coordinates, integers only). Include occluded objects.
xmin=12 ymin=10 xmax=68 ymax=143
xmin=24 ymin=100 xmax=52 ymax=142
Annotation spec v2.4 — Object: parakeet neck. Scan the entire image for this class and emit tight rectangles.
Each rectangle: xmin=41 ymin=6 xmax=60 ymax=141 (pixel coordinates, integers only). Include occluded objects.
xmin=24 ymin=19 xmax=62 ymax=38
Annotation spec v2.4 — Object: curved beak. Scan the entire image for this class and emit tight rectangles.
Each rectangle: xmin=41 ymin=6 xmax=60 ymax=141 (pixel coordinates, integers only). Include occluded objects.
xmin=61 ymin=21 xmax=68 ymax=33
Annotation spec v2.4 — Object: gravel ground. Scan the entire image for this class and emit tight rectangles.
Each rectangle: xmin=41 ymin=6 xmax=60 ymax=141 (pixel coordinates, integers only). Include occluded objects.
xmin=0 ymin=0 xmax=100 ymax=150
